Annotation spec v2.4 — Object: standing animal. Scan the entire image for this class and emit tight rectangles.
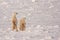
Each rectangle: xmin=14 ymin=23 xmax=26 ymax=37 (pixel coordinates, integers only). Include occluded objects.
xmin=11 ymin=12 xmax=18 ymax=31
xmin=19 ymin=17 xmax=26 ymax=31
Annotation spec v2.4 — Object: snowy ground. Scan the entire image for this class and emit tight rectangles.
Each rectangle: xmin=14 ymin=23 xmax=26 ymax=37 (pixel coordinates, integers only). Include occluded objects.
xmin=0 ymin=0 xmax=60 ymax=40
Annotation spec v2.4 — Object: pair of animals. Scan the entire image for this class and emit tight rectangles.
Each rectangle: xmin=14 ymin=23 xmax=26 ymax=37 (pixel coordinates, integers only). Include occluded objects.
xmin=11 ymin=12 xmax=26 ymax=31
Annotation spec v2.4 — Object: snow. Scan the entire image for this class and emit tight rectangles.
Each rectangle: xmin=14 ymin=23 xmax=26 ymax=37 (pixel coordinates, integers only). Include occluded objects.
xmin=0 ymin=0 xmax=60 ymax=40
xmin=32 ymin=0 xmax=35 ymax=2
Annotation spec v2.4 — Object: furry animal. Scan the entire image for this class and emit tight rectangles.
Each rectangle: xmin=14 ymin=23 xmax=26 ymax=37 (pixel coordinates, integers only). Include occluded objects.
xmin=19 ymin=17 xmax=26 ymax=31
xmin=11 ymin=12 xmax=18 ymax=31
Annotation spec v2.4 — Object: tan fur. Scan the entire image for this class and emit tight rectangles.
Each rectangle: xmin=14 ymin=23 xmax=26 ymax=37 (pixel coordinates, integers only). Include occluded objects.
xmin=11 ymin=12 xmax=18 ymax=31
xmin=19 ymin=17 xmax=26 ymax=31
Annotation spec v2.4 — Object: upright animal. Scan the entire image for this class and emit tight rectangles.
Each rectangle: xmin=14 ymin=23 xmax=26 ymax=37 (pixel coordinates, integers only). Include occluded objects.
xmin=11 ymin=12 xmax=18 ymax=31
xmin=19 ymin=17 xmax=26 ymax=31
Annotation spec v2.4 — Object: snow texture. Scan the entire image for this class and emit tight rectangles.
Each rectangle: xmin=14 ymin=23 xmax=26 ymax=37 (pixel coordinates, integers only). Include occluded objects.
xmin=0 ymin=0 xmax=60 ymax=40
